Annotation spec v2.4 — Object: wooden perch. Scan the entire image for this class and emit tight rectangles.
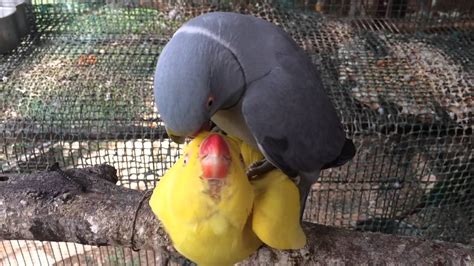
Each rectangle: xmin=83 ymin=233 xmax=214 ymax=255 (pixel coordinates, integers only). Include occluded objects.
xmin=0 ymin=165 xmax=473 ymax=265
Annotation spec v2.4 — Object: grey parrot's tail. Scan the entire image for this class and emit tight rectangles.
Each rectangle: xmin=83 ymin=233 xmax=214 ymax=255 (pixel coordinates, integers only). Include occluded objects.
xmin=298 ymin=138 xmax=356 ymax=221
xmin=297 ymin=171 xmax=320 ymax=221
xmin=321 ymin=138 xmax=356 ymax=170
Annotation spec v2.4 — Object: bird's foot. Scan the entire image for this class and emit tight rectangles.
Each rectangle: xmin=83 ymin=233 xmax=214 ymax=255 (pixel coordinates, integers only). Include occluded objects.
xmin=246 ymin=159 xmax=276 ymax=180
xmin=48 ymin=162 xmax=87 ymax=192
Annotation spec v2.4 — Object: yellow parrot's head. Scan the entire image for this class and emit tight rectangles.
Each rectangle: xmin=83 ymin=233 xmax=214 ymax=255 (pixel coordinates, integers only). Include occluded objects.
xmin=183 ymin=131 xmax=246 ymax=202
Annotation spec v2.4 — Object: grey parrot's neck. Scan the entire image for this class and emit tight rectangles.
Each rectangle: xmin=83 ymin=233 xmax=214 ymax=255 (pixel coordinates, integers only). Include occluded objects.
xmin=174 ymin=27 xmax=251 ymax=144
xmin=174 ymin=23 xmax=248 ymax=110
xmin=209 ymin=50 xmax=246 ymax=113
xmin=212 ymin=98 xmax=258 ymax=149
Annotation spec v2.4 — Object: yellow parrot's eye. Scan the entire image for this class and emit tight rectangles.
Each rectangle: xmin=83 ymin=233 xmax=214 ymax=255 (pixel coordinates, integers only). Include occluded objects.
xmin=239 ymin=154 xmax=245 ymax=168
xmin=183 ymin=154 xmax=189 ymax=165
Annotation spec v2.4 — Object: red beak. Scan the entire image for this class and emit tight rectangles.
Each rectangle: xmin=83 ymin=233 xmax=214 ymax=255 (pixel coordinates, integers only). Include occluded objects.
xmin=199 ymin=134 xmax=231 ymax=180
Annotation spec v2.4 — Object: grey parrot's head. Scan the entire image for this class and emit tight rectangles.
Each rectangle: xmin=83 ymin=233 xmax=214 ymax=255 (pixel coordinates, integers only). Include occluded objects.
xmin=153 ymin=32 xmax=245 ymax=144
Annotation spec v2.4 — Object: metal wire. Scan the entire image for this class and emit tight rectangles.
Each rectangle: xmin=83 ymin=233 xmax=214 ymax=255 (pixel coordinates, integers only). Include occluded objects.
xmin=1 ymin=0 xmax=473 ymax=264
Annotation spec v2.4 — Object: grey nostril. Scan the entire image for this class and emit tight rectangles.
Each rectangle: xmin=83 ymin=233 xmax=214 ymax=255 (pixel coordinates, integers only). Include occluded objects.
xmin=0 ymin=176 xmax=9 ymax=181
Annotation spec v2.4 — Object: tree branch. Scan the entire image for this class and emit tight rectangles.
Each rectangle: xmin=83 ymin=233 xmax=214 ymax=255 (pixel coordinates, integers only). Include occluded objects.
xmin=1 ymin=165 xmax=472 ymax=265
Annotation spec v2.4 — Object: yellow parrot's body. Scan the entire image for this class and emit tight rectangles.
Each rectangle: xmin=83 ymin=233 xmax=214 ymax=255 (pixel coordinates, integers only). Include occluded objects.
xmin=149 ymin=132 xmax=262 ymax=266
xmin=149 ymin=132 xmax=306 ymax=265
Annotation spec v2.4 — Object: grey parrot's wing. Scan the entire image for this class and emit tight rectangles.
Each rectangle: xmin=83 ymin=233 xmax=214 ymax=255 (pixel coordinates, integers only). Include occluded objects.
xmin=242 ymin=52 xmax=351 ymax=177
xmin=321 ymin=138 xmax=356 ymax=170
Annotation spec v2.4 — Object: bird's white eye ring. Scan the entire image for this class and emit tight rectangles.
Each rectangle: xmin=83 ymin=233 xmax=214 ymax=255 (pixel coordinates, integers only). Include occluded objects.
xmin=207 ymin=96 xmax=214 ymax=109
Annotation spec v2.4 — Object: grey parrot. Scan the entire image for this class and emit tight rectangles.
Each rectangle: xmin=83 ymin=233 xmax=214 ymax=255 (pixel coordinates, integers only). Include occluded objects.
xmin=153 ymin=11 xmax=356 ymax=218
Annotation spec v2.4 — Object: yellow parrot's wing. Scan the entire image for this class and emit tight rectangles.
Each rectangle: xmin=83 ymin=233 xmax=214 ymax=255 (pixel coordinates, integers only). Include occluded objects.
xmin=240 ymin=141 xmax=307 ymax=250
xmin=251 ymin=172 xmax=306 ymax=249
xmin=149 ymin=154 xmax=183 ymax=234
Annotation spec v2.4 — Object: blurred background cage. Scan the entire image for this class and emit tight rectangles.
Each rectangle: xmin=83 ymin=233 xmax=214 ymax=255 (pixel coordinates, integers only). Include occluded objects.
xmin=0 ymin=0 xmax=473 ymax=264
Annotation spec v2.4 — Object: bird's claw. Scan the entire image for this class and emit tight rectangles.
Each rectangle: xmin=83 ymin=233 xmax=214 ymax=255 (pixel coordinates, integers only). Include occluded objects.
xmin=246 ymin=159 xmax=276 ymax=180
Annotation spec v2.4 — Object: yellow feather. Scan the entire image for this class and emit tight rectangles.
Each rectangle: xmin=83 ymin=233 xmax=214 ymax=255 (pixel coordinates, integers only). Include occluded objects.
xmin=240 ymin=142 xmax=307 ymax=249
xmin=149 ymin=132 xmax=262 ymax=266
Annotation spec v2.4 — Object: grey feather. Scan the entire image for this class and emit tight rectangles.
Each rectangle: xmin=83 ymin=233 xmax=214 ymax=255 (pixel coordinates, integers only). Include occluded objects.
xmin=242 ymin=65 xmax=347 ymax=177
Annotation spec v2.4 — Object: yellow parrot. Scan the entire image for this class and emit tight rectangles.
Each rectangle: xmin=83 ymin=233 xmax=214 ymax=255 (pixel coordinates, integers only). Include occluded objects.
xmin=149 ymin=132 xmax=306 ymax=265
xmin=240 ymin=141 xmax=307 ymax=250
xmin=149 ymin=132 xmax=262 ymax=266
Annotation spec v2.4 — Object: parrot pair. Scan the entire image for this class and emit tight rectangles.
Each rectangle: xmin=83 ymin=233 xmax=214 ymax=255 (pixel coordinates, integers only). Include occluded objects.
xmin=149 ymin=131 xmax=306 ymax=266
xmin=153 ymin=11 xmax=356 ymax=219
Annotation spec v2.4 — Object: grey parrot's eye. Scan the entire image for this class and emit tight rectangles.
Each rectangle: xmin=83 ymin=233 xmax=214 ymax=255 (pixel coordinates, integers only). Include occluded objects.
xmin=207 ymin=96 xmax=214 ymax=109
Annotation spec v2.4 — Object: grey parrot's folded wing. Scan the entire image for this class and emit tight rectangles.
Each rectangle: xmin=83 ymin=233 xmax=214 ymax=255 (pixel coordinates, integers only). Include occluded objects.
xmin=321 ymin=138 xmax=356 ymax=170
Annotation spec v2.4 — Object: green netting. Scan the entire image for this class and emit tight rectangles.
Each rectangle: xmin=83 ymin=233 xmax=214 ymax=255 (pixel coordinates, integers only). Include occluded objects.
xmin=1 ymin=0 xmax=473 ymax=264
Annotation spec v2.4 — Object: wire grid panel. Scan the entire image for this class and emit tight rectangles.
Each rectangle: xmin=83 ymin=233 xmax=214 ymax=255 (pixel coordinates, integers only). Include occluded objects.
xmin=282 ymin=0 xmax=474 ymax=19
xmin=1 ymin=240 xmax=159 ymax=265
xmin=1 ymin=0 xmax=473 ymax=265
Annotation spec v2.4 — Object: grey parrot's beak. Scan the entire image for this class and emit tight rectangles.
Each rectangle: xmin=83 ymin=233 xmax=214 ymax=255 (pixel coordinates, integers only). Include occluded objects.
xmin=165 ymin=127 xmax=186 ymax=144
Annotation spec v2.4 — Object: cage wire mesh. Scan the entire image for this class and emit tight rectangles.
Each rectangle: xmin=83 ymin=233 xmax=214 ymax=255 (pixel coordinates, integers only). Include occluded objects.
xmin=1 ymin=0 xmax=473 ymax=264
